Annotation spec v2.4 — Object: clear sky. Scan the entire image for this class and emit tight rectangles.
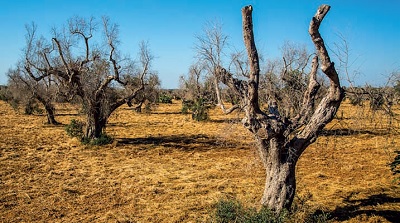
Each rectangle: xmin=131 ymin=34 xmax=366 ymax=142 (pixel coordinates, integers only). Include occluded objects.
xmin=0 ymin=0 xmax=399 ymax=89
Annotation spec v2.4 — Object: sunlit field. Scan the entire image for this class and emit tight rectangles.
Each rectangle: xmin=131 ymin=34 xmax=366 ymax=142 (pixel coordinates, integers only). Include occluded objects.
xmin=1 ymin=100 xmax=399 ymax=222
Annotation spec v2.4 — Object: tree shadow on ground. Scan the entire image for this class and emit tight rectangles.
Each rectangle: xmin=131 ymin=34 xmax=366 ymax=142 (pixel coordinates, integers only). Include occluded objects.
xmin=320 ymin=128 xmax=390 ymax=136
xmin=117 ymin=134 xmax=241 ymax=151
xmin=207 ymin=118 xmax=242 ymax=124
xmin=327 ymin=193 xmax=400 ymax=222
xmin=151 ymin=111 xmax=183 ymax=115
xmin=55 ymin=113 xmax=81 ymax=117
xmin=121 ymin=107 xmax=182 ymax=115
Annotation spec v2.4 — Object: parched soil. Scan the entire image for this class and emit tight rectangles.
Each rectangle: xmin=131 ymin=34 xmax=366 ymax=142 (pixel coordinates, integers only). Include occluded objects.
xmin=0 ymin=100 xmax=399 ymax=222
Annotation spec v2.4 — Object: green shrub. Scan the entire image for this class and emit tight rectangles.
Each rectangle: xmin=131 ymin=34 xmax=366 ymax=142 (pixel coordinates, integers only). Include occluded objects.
xmin=65 ymin=119 xmax=84 ymax=139
xmin=182 ymin=98 xmax=210 ymax=121
xmin=65 ymin=119 xmax=113 ymax=146
xmin=191 ymin=98 xmax=209 ymax=121
xmin=242 ymin=207 xmax=284 ymax=223
xmin=158 ymin=93 xmax=173 ymax=104
xmin=82 ymin=133 xmax=113 ymax=146
xmin=210 ymin=195 xmax=331 ymax=223
xmin=181 ymin=100 xmax=191 ymax=114
xmin=210 ymin=198 xmax=286 ymax=223
xmin=212 ymin=198 xmax=241 ymax=222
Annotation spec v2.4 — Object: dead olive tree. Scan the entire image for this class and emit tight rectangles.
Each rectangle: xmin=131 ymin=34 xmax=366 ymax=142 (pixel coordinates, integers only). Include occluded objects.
xmin=24 ymin=17 xmax=154 ymax=141
xmin=7 ymin=65 xmax=60 ymax=124
xmin=179 ymin=63 xmax=216 ymax=121
xmin=216 ymin=5 xmax=344 ymax=213
xmin=194 ymin=21 xmax=240 ymax=114
xmin=129 ymin=72 xmax=161 ymax=112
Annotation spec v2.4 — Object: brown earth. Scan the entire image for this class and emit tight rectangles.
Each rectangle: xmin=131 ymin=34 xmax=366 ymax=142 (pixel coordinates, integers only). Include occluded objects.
xmin=0 ymin=100 xmax=399 ymax=222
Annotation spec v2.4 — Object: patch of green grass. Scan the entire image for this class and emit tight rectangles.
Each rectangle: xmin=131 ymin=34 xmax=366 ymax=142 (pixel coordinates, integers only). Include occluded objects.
xmin=82 ymin=133 xmax=113 ymax=146
xmin=65 ymin=119 xmax=84 ymax=138
xmin=210 ymin=194 xmax=330 ymax=223
xmin=210 ymin=198 xmax=286 ymax=223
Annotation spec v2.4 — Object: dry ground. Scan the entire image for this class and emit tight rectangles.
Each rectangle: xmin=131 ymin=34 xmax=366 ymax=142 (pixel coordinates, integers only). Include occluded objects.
xmin=0 ymin=100 xmax=399 ymax=222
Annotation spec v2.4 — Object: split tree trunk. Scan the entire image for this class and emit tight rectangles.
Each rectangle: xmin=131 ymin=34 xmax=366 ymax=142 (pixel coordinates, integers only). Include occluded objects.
xmin=217 ymin=5 xmax=344 ymax=214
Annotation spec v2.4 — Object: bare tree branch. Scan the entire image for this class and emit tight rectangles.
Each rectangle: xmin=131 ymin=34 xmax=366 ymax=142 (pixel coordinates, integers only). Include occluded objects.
xmin=291 ymin=55 xmax=321 ymax=127
xmin=292 ymin=5 xmax=344 ymax=156
xmin=52 ymin=37 xmax=71 ymax=76
xmin=242 ymin=5 xmax=261 ymax=113
xmin=216 ymin=67 xmax=246 ymax=98
xmin=68 ymin=16 xmax=95 ymax=70
xmin=309 ymin=5 xmax=341 ymax=88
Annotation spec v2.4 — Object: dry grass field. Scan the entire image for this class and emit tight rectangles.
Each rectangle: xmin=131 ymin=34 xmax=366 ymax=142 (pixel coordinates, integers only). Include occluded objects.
xmin=1 ymin=100 xmax=399 ymax=222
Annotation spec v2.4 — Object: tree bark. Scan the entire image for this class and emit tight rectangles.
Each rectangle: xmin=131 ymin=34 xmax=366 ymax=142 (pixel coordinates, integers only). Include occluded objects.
xmin=44 ymin=103 xmax=59 ymax=125
xmin=256 ymin=136 xmax=297 ymax=212
xmin=85 ymin=102 xmax=107 ymax=139
xmin=262 ymin=162 xmax=296 ymax=212
xmin=85 ymin=116 xmax=106 ymax=139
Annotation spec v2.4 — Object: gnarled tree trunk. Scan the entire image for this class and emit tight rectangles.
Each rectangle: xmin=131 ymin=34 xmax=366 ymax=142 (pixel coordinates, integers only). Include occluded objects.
xmin=85 ymin=115 xmax=105 ymax=139
xmin=257 ymin=137 xmax=297 ymax=211
xmin=44 ymin=103 xmax=58 ymax=125
xmin=217 ymin=5 xmax=344 ymax=213
xmin=34 ymin=93 xmax=59 ymax=125
xmin=85 ymin=102 xmax=107 ymax=139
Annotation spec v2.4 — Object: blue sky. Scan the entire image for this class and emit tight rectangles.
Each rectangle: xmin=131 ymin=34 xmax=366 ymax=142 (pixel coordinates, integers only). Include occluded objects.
xmin=0 ymin=0 xmax=399 ymax=89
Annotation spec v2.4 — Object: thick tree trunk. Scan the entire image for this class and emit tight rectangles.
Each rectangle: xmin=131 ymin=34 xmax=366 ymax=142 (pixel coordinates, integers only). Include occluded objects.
xmin=44 ymin=103 xmax=59 ymax=125
xmin=85 ymin=117 xmax=106 ymax=139
xmin=262 ymin=162 xmax=296 ymax=213
xmin=85 ymin=105 xmax=107 ymax=139
xmin=257 ymin=137 xmax=297 ymax=213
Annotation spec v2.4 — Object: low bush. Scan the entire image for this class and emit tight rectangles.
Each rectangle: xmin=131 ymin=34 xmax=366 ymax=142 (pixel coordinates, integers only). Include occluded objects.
xmin=158 ymin=93 xmax=173 ymax=104
xmin=212 ymin=198 xmax=241 ymax=222
xmin=210 ymin=195 xmax=330 ymax=223
xmin=65 ymin=119 xmax=85 ymax=139
xmin=210 ymin=198 xmax=286 ymax=223
xmin=182 ymin=98 xmax=211 ymax=121
xmin=82 ymin=133 xmax=113 ymax=146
